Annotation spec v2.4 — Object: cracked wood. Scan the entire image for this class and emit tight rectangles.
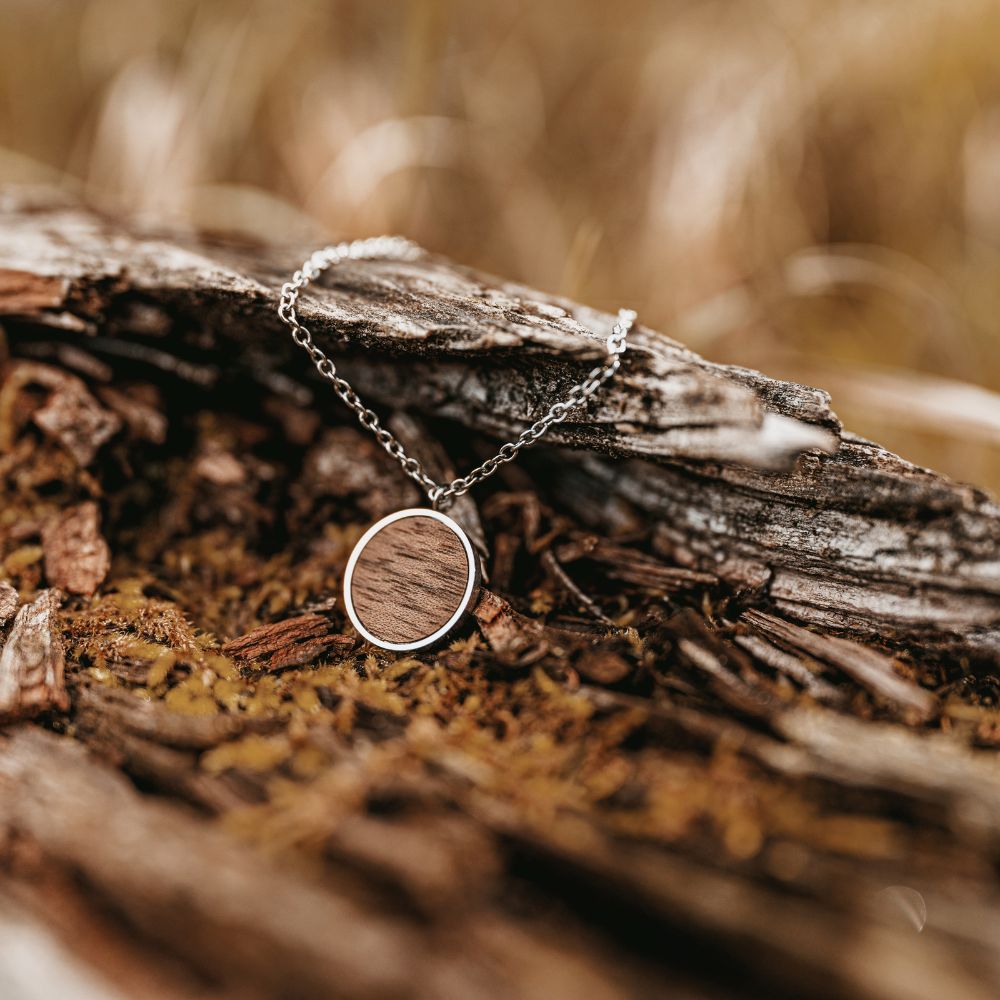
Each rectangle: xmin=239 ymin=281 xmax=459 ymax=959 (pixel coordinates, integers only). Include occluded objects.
xmin=1 ymin=192 xmax=997 ymax=658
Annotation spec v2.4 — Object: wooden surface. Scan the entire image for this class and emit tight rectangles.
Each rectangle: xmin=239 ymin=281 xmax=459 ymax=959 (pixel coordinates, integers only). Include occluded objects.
xmin=0 ymin=589 xmax=68 ymax=723
xmin=0 ymin=190 xmax=999 ymax=1000
xmin=347 ymin=512 xmax=476 ymax=646
xmin=0 ymin=189 xmax=997 ymax=656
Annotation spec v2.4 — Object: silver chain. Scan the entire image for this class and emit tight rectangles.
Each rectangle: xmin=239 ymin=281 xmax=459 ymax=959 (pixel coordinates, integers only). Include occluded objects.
xmin=277 ymin=236 xmax=635 ymax=510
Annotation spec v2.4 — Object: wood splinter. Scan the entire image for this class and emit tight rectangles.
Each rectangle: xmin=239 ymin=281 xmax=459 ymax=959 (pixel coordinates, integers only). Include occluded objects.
xmin=0 ymin=580 xmax=18 ymax=629
xmin=222 ymin=613 xmax=354 ymax=672
xmin=42 ymin=501 xmax=110 ymax=597
xmin=0 ymin=588 xmax=69 ymax=723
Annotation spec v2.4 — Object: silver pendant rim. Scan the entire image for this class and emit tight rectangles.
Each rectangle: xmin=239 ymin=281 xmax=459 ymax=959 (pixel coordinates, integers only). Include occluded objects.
xmin=343 ymin=507 xmax=480 ymax=652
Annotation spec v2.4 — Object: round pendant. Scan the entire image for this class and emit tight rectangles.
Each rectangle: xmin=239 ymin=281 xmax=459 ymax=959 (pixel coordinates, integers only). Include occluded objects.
xmin=343 ymin=508 xmax=481 ymax=651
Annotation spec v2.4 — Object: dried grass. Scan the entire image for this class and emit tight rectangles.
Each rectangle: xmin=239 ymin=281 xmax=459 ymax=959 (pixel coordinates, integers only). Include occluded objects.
xmin=4 ymin=0 xmax=1000 ymax=486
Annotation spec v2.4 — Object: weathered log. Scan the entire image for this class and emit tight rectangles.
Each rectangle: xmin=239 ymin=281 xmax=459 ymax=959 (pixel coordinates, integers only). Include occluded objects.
xmin=557 ymin=444 xmax=1000 ymax=658
xmin=0 ymin=727 xmax=697 ymax=1000
xmin=0 ymin=190 xmax=837 ymax=468
xmin=1 ymin=190 xmax=996 ymax=659
xmin=2 ymin=189 xmax=1000 ymax=1000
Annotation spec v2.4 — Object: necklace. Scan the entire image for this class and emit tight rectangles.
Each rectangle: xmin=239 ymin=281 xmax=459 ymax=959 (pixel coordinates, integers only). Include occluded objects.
xmin=278 ymin=237 xmax=635 ymax=651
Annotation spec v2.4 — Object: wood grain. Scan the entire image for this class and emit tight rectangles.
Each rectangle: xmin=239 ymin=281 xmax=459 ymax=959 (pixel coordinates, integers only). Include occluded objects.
xmin=347 ymin=513 xmax=475 ymax=645
xmin=0 ymin=589 xmax=68 ymax=722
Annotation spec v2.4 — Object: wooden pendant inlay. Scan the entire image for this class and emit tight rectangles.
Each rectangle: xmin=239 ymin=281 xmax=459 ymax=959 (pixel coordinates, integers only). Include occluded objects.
xmin=343 ymin=509 xmax=480 ymax=650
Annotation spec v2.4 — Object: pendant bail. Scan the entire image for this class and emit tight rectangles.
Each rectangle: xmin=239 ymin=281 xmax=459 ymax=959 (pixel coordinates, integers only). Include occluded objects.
xmin=428 ymin=486 xmax=452 ymax=513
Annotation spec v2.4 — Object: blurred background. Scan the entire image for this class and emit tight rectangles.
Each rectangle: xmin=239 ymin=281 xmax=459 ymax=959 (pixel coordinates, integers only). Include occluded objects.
xmin=4 ymin=0 xmax=1000 ymax=489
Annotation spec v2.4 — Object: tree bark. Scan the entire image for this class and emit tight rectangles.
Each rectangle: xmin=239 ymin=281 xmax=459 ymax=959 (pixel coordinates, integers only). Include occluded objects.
xmin=3 ymin=189 xmax=996 ymax=658
xmin=0 ymin=187 xmax=998 ymax=1000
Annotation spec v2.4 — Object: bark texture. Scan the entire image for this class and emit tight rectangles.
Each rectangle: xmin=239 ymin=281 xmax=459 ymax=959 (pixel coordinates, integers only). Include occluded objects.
xmin=0 ymin=188 xmax=998 ymax=1000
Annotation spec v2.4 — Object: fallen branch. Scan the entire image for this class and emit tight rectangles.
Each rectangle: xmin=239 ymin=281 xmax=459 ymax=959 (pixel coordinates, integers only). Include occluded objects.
xmin=0 ymin=189 xmax=998 ymax=999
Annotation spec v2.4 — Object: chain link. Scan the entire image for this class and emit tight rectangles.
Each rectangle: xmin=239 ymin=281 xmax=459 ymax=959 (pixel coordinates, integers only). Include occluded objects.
xmin=277 ymin=237 xmax=635 ymax=510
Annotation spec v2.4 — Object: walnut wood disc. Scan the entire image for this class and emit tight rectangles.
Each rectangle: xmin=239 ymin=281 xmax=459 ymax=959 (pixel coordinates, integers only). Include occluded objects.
xmin=343 ymin=509 xmax=479 ymax=650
